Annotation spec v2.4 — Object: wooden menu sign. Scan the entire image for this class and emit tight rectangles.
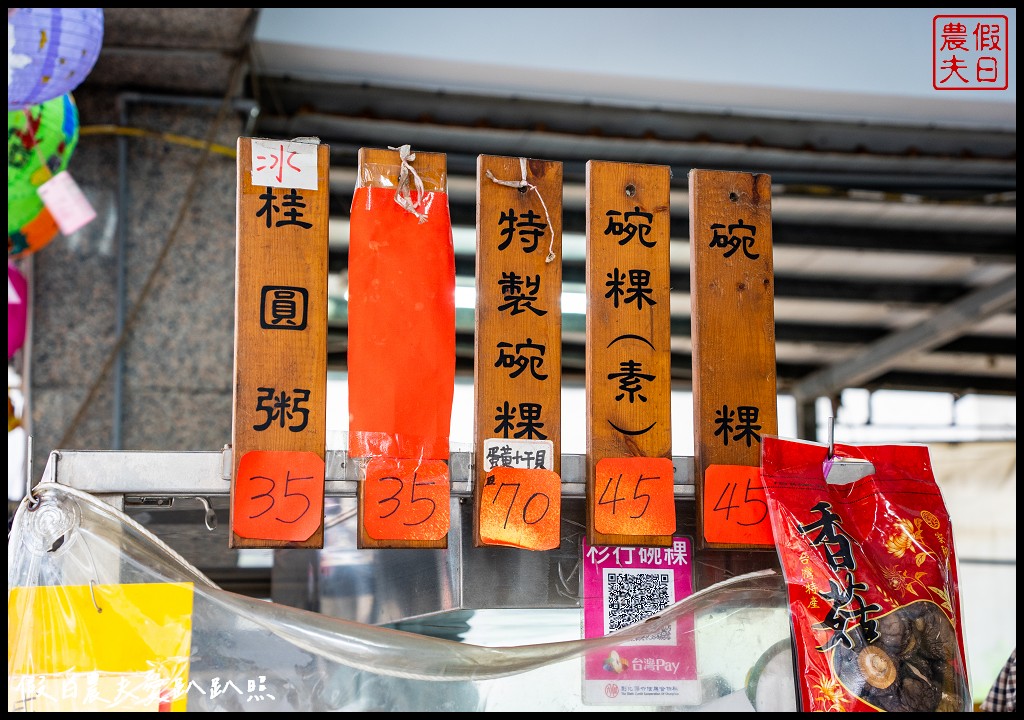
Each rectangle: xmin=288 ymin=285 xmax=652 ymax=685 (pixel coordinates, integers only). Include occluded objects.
xmin=689 ymin=169 xmax=778 ymax=550
xmin=348 ymin=147 xmax=453 ymax=549
xmin=473 ymin=155 xmax=563 ymax=550
xmin=585 ymin=160 xmax=674 ymax=547
xmin=230 ymin=137 xmax=329 ymax=549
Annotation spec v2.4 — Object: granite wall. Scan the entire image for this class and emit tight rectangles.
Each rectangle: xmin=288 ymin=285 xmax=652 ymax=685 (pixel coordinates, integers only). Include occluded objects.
xmin=28 ymin=90 xmax=248 ymax=476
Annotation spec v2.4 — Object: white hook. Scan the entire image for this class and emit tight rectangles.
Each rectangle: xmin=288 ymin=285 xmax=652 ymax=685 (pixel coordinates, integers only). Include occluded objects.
xmin=193 ymin=496 xmax=217 ymax=531
xmin=826 ymin=416 xmax=835 ymax=460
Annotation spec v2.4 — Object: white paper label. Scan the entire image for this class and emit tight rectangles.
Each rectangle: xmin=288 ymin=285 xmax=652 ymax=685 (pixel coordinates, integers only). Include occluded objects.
xmin=482 ymin=438 xmax=554 ymax=471
xmin=251 ymin=139 xmax=318 ymax=190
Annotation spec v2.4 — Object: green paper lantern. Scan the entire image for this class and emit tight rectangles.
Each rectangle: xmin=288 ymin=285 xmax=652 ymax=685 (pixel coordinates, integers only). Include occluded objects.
xmin=8 ymin=92 xmax=79 ymax=258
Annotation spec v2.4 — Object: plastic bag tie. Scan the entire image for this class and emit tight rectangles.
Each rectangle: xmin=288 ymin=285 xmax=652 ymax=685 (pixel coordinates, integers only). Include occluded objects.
xmin=388 ymin=143 xmax=428 ymax=223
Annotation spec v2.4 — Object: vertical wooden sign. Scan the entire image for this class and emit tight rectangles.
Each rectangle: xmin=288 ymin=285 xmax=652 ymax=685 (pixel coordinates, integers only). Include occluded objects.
xmin=230 ymin=137 xmax=329 ymax=549
xmin=689 ymin=169 xmax=778 ymax=550
xmin=348 ymin=147 xmax=453 ymax=549
xmin=474 ymin=155 xmax=563 ymax=550
xmin=585 ymin=160 xmax=674 ymax=547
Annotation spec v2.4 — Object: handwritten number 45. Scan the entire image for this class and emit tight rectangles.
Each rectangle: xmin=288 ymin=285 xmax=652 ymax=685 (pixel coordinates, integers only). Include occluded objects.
xmin=377 ymin=473 xmax=436 ymax=526
xmin=713 ymin=478 xmax=768 ymax=526
xmin=598 ymin=473 xmax=655 ymax=519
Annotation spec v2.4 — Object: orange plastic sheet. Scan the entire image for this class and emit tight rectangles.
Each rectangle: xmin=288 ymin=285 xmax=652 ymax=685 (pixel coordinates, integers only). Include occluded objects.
xmin=8 ymin=483 xmax=793 ymax=712
xmin=347 ymin=183 xmax=455 ymax=461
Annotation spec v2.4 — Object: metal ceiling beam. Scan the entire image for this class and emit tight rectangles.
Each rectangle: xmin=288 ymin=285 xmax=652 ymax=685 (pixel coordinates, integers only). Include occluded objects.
xmin=326 ymin=192 xmax=1016 ymax=258
xmin=261 ymin=114 xmax=1015 ymax=195
xmin=334 ymin=168 xmax=1018 ymax=233
xmin=325 ymin=342 xmax=1017 ymax=396
xmin=328 ymin=249 xmax=1008 ymax=306
xmin=789 ymin=273 xmax=1017 ymax=402
xmin=449 ymin=202 xmax=1016 ymax=257
xmin=253 ymin=79 xmax=1017 ymax=160
xmin=327 ymin=301 xmax=1014 ymax=358
xmin=323 ymin=141 xmax=1012 ymax=198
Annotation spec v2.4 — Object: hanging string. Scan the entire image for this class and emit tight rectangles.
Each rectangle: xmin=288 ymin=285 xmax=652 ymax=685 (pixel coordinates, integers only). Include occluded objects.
xmin=485 ymin=156 xmax=558 ymax=263
xmin=388 ymin=144 xmax=428 ymax=223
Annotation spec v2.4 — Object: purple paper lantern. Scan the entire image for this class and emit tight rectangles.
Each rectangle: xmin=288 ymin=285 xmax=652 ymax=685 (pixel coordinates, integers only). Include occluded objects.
xmin=8 ymin=8 xmax=104 ymax=111
xmin=8 ymin=261 xmax=28 ymax=359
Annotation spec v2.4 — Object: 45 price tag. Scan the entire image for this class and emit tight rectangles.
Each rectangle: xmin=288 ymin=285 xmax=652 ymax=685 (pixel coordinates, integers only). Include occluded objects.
xmin=479 ymin=467 xmax=561 ymax=550
xmin=594 ymin=457 xmax=675 ymax=537
xmin=233 ymin=450 xmax=324 ymax=542
xmin=703 ymin=464 xmax=773 ymax=546
xmin=363 ymin=457 xmax=450 ymax=541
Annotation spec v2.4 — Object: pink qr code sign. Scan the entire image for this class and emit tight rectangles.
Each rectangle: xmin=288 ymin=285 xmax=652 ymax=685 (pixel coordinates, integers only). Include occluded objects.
xmin=933 ymin=15 xmax=1009 ymax=90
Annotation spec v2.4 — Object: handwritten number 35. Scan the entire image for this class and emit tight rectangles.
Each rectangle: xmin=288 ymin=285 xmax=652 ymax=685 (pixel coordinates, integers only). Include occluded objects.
xmin=377 ymin=474 xmax=436 ymax=526
xmin=247 ymin=472 xmax=312 ymax=523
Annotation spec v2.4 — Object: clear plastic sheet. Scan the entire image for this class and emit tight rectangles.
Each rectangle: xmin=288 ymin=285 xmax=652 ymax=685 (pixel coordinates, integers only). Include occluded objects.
xmin=9 ymin=483 xmax=793 ymax=712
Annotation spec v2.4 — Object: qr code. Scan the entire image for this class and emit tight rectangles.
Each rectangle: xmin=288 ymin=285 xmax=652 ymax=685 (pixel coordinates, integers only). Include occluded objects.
xmin=603 ymin=567 xmax=675 ymax=645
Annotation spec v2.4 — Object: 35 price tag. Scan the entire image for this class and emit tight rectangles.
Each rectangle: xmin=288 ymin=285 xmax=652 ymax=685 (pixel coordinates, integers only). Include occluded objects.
xmin=594 ymin=457 xmax=675 ymax=537
xmin=233 ymin=450 xmax=324 ymax=541
xmin=479 ymin=467 xmax=561 ymax=550
xmin=363 ymin=457 xmax=450 ymax=541
xmin=703 ymin=464 xmax=774 ymax=546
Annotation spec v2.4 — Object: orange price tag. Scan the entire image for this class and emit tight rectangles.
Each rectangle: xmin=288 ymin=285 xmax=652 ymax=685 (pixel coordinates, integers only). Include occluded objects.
xmin=233 ymin=450 xmax=324 ymax=542
xmin=703 ymin=464 xmax=774 ymax=546
xmin=363 ymin=457 xmax=450 ymax=541
xmin=479 ymin=467 xmax=561 ymax=550
xmin=594 ymin=457 xmax=675 ymax=537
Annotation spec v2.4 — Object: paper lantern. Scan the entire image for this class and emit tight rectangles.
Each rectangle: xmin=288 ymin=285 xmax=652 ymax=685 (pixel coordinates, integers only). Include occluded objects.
xmin=8 ymin=8 xmax=104 ymax=111
xmin=8 ymin=92 xmax=79 ymax=258
xmin=8 ymin=261 xmax=28 ymax=359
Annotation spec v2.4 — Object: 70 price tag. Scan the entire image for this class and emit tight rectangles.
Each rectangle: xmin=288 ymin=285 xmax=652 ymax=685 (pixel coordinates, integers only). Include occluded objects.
xmin=479 ymin=467 xmax=561 ymax=550
xmin=703 ymin=464 xmax=774 ymax=546
xmin=594 ymin=457 xmax=675 ymax=537
xmin=233 ymin=450 xmax=324 ymax=542
xmin=363 ymin=457 xmax=450 ymax=541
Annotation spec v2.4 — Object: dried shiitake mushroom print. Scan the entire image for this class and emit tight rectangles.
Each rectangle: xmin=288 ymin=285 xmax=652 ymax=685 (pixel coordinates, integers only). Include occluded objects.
xmin=833 ymin=600 xmax=968 ymax=712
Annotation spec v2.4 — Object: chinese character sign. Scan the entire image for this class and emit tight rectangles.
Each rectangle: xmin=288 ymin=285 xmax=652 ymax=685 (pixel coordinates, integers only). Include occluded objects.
xmin=474 ymin=155 xmax=563 ymax=548
xmin=251 ymin=139 xmax=319 ymax=189
xmin=933 ymin=15 xmax=1009 ymax=90
xmin=688 ymin=169 xmax=778 ymax=551
xmin=581 ymin=536 xmax=699 ymax=706
xmin=231 ymin=137 xmax=328 ymax=549
xmin=585 ymin=160 xmax=673 ymax=547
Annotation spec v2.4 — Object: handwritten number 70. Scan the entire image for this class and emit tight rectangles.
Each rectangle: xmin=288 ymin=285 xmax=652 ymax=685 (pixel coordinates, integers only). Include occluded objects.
xmin=487 ymin=477 xmax=550 ymax=527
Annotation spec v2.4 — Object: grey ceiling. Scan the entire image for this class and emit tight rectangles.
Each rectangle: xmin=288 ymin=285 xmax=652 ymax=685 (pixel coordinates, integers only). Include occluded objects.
xmin=79 ymin=8 xmax=1016 ymax=406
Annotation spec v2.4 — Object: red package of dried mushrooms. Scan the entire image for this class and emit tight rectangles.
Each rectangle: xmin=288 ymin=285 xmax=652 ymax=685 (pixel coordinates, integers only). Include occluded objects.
xmin=760 ymin=437 xmax=972 ymax=712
